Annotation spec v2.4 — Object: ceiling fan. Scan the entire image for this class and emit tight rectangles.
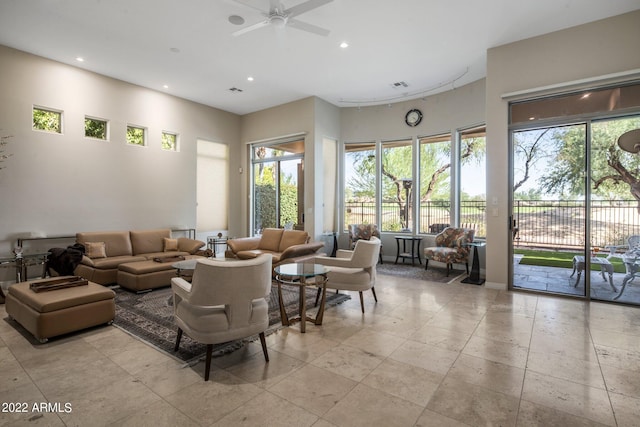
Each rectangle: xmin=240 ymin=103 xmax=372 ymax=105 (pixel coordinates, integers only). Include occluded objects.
xmin=230 ymin=0 xmax=333 ymax=37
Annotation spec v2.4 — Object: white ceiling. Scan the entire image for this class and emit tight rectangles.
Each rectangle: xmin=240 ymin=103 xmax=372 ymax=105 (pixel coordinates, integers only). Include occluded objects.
xmin=0 ymin=0 xmax=639 ymax=115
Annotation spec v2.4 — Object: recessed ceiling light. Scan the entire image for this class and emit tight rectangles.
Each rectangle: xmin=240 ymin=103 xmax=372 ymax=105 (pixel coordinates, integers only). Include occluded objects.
xmin=76 ymin=56 xmax=84 ymax=62
xmin=339 ymin=42 xmax=349 ymax=48
xmin=581 ymin=93 xmax=591 ymax=99
xmin=229 ymin=15 xmax=245 ymax=25
xmin=247 ymin=76 xmax=254 ymax=82
xmin=163 ymin=84 xmax=169 ymax=89
xmin=169 ymin=47 xmax=180 ymax=53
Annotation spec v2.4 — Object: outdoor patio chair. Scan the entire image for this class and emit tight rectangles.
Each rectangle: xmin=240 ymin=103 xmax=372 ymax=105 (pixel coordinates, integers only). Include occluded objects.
xmin=606 ymin=235 xmax=640 ymax=260
xmin=424 ymin=227 xmax=475 ymax=276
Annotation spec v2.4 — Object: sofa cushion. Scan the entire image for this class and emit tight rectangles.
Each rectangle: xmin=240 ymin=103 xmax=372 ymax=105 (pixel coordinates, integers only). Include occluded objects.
xmin=81 ymin=255 xmax=147 ymax=269
xmin=164 ymin=238 xmax=178 ymax=251
xmin=130 ymin=229 xmax=171 ymax=255
xmin=85 ymin=242 xmax=107 ymax=259
xmin=77 ymin=231 xmax=132 ymax=257
xmin=278 ymin=230 xmax=309 ymax=252
xmin=236 ymin=249 xmax=279 ymax=260
xmin=177 ymin=238 xmax=205 ymax=254
xmin=257 ymin=228 xmax=284 ymax=252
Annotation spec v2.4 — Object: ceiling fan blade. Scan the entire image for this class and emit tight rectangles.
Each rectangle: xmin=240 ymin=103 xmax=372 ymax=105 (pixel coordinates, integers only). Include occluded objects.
xmin=232 ymin=19 xmax=270 ymax=36
xmin=285 ymin=0 xmax=333 ymax=18
xmin=287 ymin=18 xmax=330 ymax=36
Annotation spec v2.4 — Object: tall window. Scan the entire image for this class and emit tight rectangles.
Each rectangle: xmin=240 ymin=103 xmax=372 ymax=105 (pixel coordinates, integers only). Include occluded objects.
xmin=33 ymin=106 xmax=62 ymax=133
xmin=344 ymin=142 xmax=377 ymax=229
xmin=381 ymin=139 xmax=413 ymax=232
xmin=197 ymin=140 xmax=228 ymax=232
xmin=459 ymin=126 xmax=486 ymax=237
xmin=418 ymin=133 xmax=452 ymax=233
xmin=251 ymin=139 xmax=304 ymax=234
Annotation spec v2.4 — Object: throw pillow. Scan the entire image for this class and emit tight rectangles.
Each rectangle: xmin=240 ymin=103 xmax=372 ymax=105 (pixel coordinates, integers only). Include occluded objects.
xmin=85 ymin=241 xmax=107 ymax=259
xmin=177 ymin=238 xmax=205 ymax=254
xmin=163 ymin=238 xmax=179 ymax=252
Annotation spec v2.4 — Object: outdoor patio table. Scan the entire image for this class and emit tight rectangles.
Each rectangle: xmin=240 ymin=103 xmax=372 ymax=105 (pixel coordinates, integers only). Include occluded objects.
xmin=570 ymin=255 xmax=617 ymax=292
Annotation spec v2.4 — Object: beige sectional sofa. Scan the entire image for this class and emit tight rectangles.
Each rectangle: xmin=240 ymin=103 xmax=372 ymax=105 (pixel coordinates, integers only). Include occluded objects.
xmin=74 ymin=229 xmax=205 ymax=286
xmin=225 ymin=228 xmax=324 ymax=271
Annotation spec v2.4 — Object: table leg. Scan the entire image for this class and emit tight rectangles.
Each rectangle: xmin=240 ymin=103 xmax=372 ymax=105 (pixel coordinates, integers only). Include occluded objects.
xmin=299 ymin=277 xmax=306 ymax=333
xmin=461 ymin=246 xmax=484 ymax=285
xmin=573 ymin=271 xmax=582 ymax=287
xmin=416 ymin=239 xmax=422 ymax=265
xmin=276 ymin=278 xmax=290 ymax=326
xmin=314 ymin=275 xmax=328 ymax=326
xmin=603 ymin=265 xmax=617 ymax=292
xmin=394 ymin=239 xmax=400 ymax=264
xmin=410 ymin=240 xmax=415 ymax=265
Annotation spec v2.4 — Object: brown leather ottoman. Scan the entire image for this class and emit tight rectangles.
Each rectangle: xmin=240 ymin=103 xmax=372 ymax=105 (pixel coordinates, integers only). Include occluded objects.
xmin=5 ymin=277 xmax=115 ymax=343
xmin=117 ymin=256 xmax=200 ymax=292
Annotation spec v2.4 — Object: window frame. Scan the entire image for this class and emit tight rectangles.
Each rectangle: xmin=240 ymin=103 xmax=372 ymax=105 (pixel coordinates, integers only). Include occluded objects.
xmin=126 ymin=124 xmax=147 ymax=147
xmin=84 ymin=115 xmax=109 ymax=141
xmin=32 ymin=105 xmax=63 ymax=134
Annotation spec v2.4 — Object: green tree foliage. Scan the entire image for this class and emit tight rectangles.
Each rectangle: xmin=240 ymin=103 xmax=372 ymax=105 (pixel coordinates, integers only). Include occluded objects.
xmin=253 ymin=163 xmax=298 ymax=230
xmin=33 ymin=108 xmax=61 ymax=133
xmin=162 ymin=132 xmax=177 ymax=150
xmin=538 ymin=118 xmax=640 ymax=207
xmin=85 ymin=118 xmax=107 ymax=139
xmin=126 ymin=126 xmax=145 ymax=146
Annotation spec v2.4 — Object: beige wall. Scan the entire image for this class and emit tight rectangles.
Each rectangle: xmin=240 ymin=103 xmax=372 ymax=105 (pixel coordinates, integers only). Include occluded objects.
xmin=238 ymin=96 xmax=341 ymax=240
xmin=485 ymin=10 xmax=640 ymax=289
xmin=0 ymin=45 xmax=240 ymax=270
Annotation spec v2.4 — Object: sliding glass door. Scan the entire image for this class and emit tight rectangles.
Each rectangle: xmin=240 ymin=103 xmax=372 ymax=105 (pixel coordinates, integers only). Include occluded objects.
xmin=509 ymin=82 xmax=640 ymax=305
xmin=511 ymin=124 xmax=587 ymax=296
xmin=251 ymin=139 xmax=304 ymax=234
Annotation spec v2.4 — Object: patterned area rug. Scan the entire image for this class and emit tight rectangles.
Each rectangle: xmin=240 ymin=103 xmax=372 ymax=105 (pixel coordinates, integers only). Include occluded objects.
xmin=377 ymin=262 xmax=466 ymax=283
xmin=113 ymin=284 xmax=350 ymax=362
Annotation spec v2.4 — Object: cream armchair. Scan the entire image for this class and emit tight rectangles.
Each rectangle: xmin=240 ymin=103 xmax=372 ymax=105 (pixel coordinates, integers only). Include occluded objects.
xmin=314 ymin=237 xmax=381 ymax=313
xmin=171 ymin=254 xmax=272 ymax=381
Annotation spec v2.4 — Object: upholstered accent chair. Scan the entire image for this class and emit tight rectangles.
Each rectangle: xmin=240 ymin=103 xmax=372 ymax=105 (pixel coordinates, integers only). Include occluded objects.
xmin=423 ymin=227 xmax=475 ymax=276
xmin=348 ymin=224 xmax=383 ymax=264
xmin=171 ymin=254 xmax=272 ymax=381
xmin=314 ymin=237 xmax=381 ymax=313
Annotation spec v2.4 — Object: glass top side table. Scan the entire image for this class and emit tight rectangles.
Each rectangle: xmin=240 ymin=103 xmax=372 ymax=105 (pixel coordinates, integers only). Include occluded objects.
xmin=274 ymin=263 xmax=328 ymax=333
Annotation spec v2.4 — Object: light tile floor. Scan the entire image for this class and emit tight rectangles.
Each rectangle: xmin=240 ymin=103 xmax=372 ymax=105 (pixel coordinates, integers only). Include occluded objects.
xmin=1 ymin=273 xmax=640 ymax=426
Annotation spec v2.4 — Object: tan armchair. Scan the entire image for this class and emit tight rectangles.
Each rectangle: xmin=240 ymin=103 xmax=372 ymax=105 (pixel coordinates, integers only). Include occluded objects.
xmin=171 ymin=254 xmax=272 ymax=381
xmin=424 ymin=227 xmax=475 ymax=276
xmin=314 ymin=237 xmax=381 ymax=313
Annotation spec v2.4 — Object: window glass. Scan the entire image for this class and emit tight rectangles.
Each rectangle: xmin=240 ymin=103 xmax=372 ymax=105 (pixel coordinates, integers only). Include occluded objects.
xmin=162 ymin=131 xmax=177 ymax=151
xmin=418 ymin=134 xmax=452 ymax=233
xmin=33 ymin=107 xmax=62 ymax=133
xmin=344 ymin=142 xmax=377 ymax=230
xmin=85 ymin=116 xmax=108 ymax=140
xmin=381 ymin=139 xmax=413 ymax=232
xmin=459 ymin=126 xmax=486 ymax=237
xmin=126 ymin=125 xmax=145 ymax=146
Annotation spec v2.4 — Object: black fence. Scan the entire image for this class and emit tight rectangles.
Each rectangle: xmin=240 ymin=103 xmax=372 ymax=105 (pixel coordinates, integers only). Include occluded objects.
xmin=344 ymin=199 xmax=640 ymax=249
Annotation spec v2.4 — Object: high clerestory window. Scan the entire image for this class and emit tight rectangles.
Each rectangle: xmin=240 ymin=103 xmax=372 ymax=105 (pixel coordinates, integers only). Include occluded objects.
xmin=162 ymin=131 xmax=178 ymax=151
xmin=126 ymin=125 xmax=146 ymax=146
xmin=85 ymin=116 xmax=108 ymax=140
xmin=33 ymin=106 xmax=62 ymax=134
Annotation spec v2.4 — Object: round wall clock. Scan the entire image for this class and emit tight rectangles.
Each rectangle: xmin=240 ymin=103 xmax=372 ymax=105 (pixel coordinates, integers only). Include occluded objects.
xmin=405 ymin=109 xmax=423 ymax=127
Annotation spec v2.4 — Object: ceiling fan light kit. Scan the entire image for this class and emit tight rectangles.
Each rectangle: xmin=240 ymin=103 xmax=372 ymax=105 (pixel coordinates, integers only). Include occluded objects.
xmin=231 ymin=0 xmax=333 ymax=37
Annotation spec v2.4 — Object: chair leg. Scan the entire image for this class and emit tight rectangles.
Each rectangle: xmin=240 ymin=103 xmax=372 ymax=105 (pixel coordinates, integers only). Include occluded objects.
xmin=259 ymin=332 xmax=270 ymax=362
xmin=371 ymin=286 xmax=378 ymax=302
xmin=358 ymin=291 xmax=365 ymax=313
xmin=465 ymin=262 xmax=469 ymax=274
xmin=379 ymin=253 xmax=383 ymax=264
xmin=204 ymin=344 xmax=213 ymax=381
xmin=425 ymin=259 xmax=429 ymax=271
xmin=446 ymin=264 xmax=451 ymax=276
xmin=174 ymin=327 xmax=183 ymax=352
